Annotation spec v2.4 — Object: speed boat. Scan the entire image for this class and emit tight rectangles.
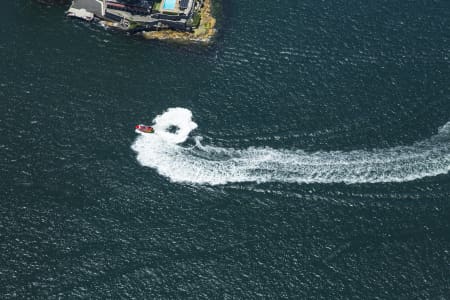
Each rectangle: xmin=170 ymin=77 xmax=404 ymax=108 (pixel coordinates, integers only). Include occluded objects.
xmin=135 ymin=124 xmax=154 ymax=133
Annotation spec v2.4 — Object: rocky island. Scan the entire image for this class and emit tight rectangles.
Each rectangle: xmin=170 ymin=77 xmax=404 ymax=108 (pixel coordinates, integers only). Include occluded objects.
xmin=65 ymin=0 xmax=216 ymax=43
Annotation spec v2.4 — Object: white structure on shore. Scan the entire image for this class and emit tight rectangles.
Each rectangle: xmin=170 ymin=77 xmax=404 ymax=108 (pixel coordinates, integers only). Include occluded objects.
xmin=72 ymin=0 xmax=106 ymax=16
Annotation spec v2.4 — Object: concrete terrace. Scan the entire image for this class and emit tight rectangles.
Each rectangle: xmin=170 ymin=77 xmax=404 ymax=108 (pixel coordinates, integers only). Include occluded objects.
xmin=105 ymin=8 xmax=155 ymax=23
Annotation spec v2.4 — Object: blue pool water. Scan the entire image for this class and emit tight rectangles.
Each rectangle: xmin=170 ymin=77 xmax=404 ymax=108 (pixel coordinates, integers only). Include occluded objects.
xmin=163 ymin=0 xmax=176 ymax=10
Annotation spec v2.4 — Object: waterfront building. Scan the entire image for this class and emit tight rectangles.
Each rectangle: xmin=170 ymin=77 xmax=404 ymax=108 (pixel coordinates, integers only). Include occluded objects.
xmin=67 ymin=0 xmax=198 ymax=32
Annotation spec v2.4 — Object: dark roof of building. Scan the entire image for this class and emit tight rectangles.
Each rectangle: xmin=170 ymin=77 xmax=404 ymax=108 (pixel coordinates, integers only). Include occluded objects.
xmin=179 ymin=0 xmax=189 ymax=10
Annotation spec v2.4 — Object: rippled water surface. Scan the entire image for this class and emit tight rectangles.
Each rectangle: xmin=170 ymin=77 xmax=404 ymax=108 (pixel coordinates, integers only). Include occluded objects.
xmin=1 ymin=0 xmax=450 ymax=298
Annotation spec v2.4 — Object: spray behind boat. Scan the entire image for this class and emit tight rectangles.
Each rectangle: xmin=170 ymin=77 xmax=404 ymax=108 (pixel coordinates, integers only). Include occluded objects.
xmin=132 ymin=108 xmax=450 ymax=185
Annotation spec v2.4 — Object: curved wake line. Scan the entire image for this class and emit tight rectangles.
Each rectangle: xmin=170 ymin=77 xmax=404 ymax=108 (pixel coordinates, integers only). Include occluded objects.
xmin=131 ymin=108 xmax=450 ymax=185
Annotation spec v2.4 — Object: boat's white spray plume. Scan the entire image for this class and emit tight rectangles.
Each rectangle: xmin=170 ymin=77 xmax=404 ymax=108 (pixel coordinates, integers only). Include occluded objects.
xmin=131 ymin=108 xmax=450 ymax=185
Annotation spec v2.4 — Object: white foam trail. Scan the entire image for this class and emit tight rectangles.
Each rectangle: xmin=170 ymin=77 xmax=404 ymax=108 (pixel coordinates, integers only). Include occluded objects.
xmin=131 ymin=108 xmax=450 ymax=185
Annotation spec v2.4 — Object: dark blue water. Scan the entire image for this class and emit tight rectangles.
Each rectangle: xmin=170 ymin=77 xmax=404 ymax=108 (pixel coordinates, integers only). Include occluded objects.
xmin=1 ymin=0 xmax=450 ymax=298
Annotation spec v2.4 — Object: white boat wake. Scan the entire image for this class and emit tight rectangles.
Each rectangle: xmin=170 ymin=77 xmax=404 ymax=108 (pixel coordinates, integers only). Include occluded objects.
xmin=131 ymin=108 xmax=450 ymax=185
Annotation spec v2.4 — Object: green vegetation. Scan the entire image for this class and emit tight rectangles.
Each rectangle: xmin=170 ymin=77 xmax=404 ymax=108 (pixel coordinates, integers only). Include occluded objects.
xmin=128 ymin=21 xmax=139 ymax=30
xmin=191 ymin=12 xmax=201 ymax=28
xmin=153 ymin=1 xmax=161 ymax=12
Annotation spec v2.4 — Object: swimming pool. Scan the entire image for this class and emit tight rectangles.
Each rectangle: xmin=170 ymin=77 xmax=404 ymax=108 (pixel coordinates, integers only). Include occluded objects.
xmin=162 ymin=0 xmax=176 ymax=10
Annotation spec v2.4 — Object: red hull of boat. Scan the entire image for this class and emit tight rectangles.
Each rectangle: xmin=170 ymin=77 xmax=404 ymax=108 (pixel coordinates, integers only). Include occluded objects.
xmin=135 ymin=124 xmax=154 ymax=133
